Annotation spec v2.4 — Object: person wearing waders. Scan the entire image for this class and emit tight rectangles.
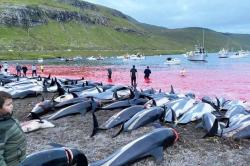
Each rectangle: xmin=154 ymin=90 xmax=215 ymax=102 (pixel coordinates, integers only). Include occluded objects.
xmin=130 ymin=65 xmax=138 ymax=87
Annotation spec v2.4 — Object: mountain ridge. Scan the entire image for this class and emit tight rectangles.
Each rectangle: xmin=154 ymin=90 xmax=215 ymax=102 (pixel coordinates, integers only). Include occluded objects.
xmin=0 ymin=0 xmax=250 ymax=59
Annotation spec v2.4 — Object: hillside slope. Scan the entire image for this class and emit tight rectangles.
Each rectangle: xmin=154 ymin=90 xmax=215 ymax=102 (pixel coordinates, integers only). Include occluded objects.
xmin=0 ymin=0 xmax=250 ymax=59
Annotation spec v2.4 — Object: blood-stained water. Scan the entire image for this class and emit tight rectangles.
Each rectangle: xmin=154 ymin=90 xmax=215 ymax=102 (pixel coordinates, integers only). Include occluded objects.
xmin=8 ymin=53 xmax=250 ymax=102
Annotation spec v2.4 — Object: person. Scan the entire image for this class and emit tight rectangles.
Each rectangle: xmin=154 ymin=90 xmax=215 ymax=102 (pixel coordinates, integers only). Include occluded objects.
xmin=0 ymin=91 xmax=27 ymax=166
xmin=3 ymin=62 xmax=8 ymax=73
xmin=40 ymin=64 xmax=44 ymax=73
xmin=180 ymin=67 xmax=186 ymax=76
xmin=31 ymin=64 xmax=37 ymax=77
xmin=107 ymin=68 xmax=112 ymax=79
xmin=16 ymin=63 xmax=22 ymax=76
xmin=130 ymin=65 xmax=138 ymax=87
xmin=144 ymin=66 xmax=151 ymax=79
xmin=22 ymin=65 xmax=28 ymax=77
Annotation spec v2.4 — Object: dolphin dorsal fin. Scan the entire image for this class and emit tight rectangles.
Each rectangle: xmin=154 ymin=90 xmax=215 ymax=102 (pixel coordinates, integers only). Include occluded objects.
xmin=170 ymin=85 xmax=175 ymax=94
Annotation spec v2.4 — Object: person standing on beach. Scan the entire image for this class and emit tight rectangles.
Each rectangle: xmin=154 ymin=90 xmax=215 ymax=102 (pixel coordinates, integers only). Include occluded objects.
xmin=16 ymin=63 xmax=22 ymax=76
xmin=130 ymin=65 xmax=138 ymax=87
xmin=31 ymin=64 xmax=37 ymax=77
xmin=107 ymin=68 xmax=112 ymax=79
xmin=40 ymin=64 xmax=44 ymax=73
xmin=144 ymin=66 xmax=151 ymax=79
xmin=3 ymin=62 xmax=8 ymax=73
xmin=0 ymin=91 xmax=27 ymax=166
xmin=22 ymin=65 xmax=28 ymax=77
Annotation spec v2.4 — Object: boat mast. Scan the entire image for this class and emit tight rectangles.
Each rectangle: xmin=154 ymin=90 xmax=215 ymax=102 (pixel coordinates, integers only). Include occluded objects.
xmin=202 ymin=29 xmax=205 ymax=48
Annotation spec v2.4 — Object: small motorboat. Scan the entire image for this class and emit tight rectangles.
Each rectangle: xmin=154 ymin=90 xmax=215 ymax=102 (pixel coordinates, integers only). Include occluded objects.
xmin=87 ymin=56 xmax=97 ymax=61
xmin=164 ymin=57 xmax=181 ymax=65
xmin=37 ymin=58 xmax=43 ymax=63
xmin=229 ymin=50 xmax=248 ymax=58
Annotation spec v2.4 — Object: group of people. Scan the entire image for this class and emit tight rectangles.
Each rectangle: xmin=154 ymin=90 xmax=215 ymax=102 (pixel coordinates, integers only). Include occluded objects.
xmin=108 ymin=65 xmax=186 ymax=87
xmin=0 ymin=62 xmax=44 ymax=77
xmin=107 ymin=65 xmax=152 ymax=87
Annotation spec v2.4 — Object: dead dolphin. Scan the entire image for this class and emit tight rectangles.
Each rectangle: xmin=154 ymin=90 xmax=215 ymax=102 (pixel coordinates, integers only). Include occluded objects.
xmin=89 ymin=128 xmax=178 ymax=166
xmin=28 ymin=99 xmax=56 ymax=119
xmin=113 ymin=107 xmax=165 ymax=137
xmin=49 ymin=99 xmax=98 ymax=120
xmin=101 ymin=98 xmax=148 ymax=110
xmin=19 ymin=147 xmax=88 ymax=166
xmin=91 ymin=105 xmax=145 ymax=136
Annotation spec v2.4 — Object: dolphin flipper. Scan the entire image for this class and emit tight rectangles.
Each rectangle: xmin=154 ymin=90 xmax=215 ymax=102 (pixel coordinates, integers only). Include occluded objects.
xmin=148 ymin=147 xmax=164 ymax=162
xmin=112 ymin=124 xmax=124 ymax=138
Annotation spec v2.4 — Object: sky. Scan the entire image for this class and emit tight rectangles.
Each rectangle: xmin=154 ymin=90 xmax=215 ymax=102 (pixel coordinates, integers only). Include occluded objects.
xmin=85 ymin=0 xmax=250 ymax=34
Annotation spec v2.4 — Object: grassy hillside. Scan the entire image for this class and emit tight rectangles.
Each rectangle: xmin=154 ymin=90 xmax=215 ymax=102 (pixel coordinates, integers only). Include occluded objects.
xmin=0 ymin=0 xmax=250 ymax=59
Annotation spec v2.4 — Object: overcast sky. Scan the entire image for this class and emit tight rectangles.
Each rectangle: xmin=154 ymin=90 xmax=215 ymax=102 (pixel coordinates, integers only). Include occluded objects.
xmin=85 ymin=0 xmax=250 ymax=34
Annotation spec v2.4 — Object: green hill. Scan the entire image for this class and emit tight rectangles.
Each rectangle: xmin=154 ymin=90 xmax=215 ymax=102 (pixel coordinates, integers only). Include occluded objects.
xmin=0 ymin=0 xmax=250 ymax=59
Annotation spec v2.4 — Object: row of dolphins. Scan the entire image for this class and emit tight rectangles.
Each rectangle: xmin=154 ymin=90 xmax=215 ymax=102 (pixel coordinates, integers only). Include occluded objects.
xmin=0 ymin=73 xmax=250 ymax=166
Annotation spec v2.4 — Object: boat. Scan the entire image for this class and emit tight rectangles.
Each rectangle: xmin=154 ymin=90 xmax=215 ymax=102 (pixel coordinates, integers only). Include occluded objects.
xmin=229 ymin=50 xmax=248 ymax=58
xmin=96 ymin=56 xmax=104 ymax=60
xmin=129 ymin=53 xmax=145 ymax=60
xmin=218 ymin=48 xmax=229 ymax=58
xmin=164 ymin=57 xmax=181 ymax=65
xmin=186 ymin=45 xmax=207 ymax=61
xmin=87 ymin=56 xmax=97 ymax=61
xmin=186 ymin=30 xmax=207 ymax=61
xmin=122 ymin=53 xmax=145 ymax=61
xmin=37 ymin=58 xmax=43 ymax=63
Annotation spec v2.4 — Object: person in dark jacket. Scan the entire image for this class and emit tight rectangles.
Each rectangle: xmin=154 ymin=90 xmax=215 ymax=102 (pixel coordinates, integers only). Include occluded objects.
xmin=144 ymin=66 xmax=151 ymax=79
xmin=130 ymin=65 xmax=138 ymax=87
xmin=22 ymin=65 xmax=28 ymax=77
xmin=0 ymin=91 xmax=27 ymax=166
xmin=107 ymin=68 xmax=112 ymax=79
xmin=16 ymin=63 xmax=22 ymax=76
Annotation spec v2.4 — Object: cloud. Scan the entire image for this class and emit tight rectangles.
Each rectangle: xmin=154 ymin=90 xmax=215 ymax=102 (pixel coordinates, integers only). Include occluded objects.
xmin=84 ymin=0 xmax=250 ymax=34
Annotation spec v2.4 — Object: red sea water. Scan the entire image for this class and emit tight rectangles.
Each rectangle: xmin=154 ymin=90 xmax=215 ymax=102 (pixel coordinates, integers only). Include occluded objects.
xmin=9 ymin=54 xmax=250 ymax=102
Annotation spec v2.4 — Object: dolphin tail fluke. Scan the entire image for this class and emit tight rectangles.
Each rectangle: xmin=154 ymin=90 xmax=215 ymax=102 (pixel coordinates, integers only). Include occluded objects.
xmin=112 ymin=124 xmax=124 ymax=138
xmin=47 ymin=74 xmax=51 ymax=79
xmin=129 ymin=88 xmax=135 ymax=99
xmin=203 ymin=119 xmax=219 ymax=138
xmin=90 ymin=112 xmax=99 ymax=137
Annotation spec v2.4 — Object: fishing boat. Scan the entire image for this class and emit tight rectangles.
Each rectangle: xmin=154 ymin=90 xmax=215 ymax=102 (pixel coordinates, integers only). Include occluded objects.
xmin=218 ymin=48 xmax=229 ymax=58
xmin=186 ymin=30 xmax=207 ymax=61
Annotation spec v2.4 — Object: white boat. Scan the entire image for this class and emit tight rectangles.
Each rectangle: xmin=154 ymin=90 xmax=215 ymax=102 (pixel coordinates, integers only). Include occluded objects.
xmin=96 ymin=56 xmax=105 ymax=60
xmin=87 ymin=56 xmax=97 ymax=61
xmin=164 ymin=57 xmax=181 ymax=65
xmin=218 ymin=48 xmax=229 ymax=58
xmin=121 ymin=53 xmax=145 ymax=61
xmin=129 ymin=54 xmax=145 ymax=60
xmin=186 ymin=45 xmax=207 ymax=61
xmin=186 ymin=30 xmax=207 ymax=61
xmin=37 ymin=58 xmax=43 ymax=63
xmin=229 ymin=50 xmax=248 ymax=58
